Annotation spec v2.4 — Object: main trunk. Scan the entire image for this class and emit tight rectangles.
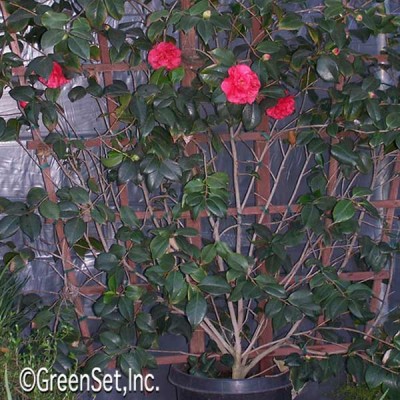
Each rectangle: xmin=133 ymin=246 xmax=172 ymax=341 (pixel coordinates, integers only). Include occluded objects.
xmin=232 ymin=357 xmax=246 ymax=379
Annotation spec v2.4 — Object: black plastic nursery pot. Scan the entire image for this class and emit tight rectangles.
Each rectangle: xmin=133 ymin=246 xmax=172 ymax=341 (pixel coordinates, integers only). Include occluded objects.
xmin=169 ymin=364 xmax=292 ymax=400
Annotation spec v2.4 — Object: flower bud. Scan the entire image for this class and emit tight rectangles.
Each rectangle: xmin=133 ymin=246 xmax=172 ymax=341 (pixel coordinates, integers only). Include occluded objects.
xmin=203 ymin=10 xmax=211 ymax=20
xmin=262 ymin=54 xmax=271 ymax=61
xmin=356 ymin=14 xmax=363 ymax=22
xmin=332 ymin=47 xmax=340 ymax=56
xmin=368 ymin=91 xmax=377 ymax=99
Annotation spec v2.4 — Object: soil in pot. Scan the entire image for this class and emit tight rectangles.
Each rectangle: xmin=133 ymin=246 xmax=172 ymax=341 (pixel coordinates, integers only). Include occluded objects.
xmin=169 ymin=364 xmax=292 ymax=400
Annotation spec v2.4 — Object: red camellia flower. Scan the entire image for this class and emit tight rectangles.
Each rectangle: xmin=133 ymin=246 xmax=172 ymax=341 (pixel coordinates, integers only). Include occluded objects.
xmin=148 ymin=42 xmax=182 ymax=71
xmin=19 ymin=101 xmax=28 ymax=109
xmin=221 ymin=64 xmax=261 ymax=105
xmin=38 ymin=62 xmax=70 ymax=88
xmin=266 ymin=95 xmax=296 ymax=120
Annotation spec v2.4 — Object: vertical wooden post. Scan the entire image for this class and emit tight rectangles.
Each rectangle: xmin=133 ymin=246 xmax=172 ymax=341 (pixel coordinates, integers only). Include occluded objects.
xmin=179 ymin=0 xmax=206 ymax=357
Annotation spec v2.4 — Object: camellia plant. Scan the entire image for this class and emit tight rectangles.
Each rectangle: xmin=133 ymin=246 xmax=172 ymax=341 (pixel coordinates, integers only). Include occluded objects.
xmin=1 ymin=0 xmax=400 ymax=398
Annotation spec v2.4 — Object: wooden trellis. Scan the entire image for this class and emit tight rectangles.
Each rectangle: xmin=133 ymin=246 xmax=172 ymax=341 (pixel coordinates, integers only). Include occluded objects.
xmin=1 ymin=0 xmax=399 ymax=373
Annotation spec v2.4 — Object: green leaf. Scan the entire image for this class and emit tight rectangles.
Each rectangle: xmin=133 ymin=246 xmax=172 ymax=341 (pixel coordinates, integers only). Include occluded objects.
xmin=71 ymin=18 xmax=92 ymax=40
xmin=331 ymin=143 xmax=359 ymax=166
xmin=120 ymin=206 xmax=140 ymax=227
xmin=150 ymin=235 xmax=169 ymax=259
xmin=119 ymin=352 xmax=141 ymax=376
xmin=85 ymin=0 xmax=107 ymax=28
xmin=100 ymin=331 xmax=122 ymax=349
xmin=264 ymin=298 xmax=284 ymax=317
xmin=333 ymin=199 xmax=355 ymax=223
xmin=125 ymin=285 xmax=145 ymax=301
xmin=101 ymin=152 xmax=123 ymax=168
xmin=69 ymin=187 xmax=90 ymax=204
xmin=118 ymin=297 xmax=133 ymax=321
xmin=386 ymin=112 xmax=400 ymax=129
xmin=64 ymin=218 xmax=86 ymax=245
xmin=242 ymin=102 xmax=261 ymax=131
xmin=210 ymin=48 xmax=236 ymax=66
xmin=41 ymin=29 xmax=66 ymax=49
xmin=366 ymin=99 xmax=381 ymax=122
xmin=107 ymin=27 xmax=126 ymax=51
xmin=366 ymin=365 xmax=387 ymax=389
xmin=197 ymin=20 xmax=213 ymax=44
xmin=104 ymin=0 xmax=125 ymax=20
xmin=256 ymin=41 xmax=282 ymax=54
xmin=39 ymin=199 xmax=60 ymax=220
xmin=84 ymin=353 xmax=111 ymax=373
xmin=9 ymin=86 xmax=35 ymax=102
xmin=41 ymin=11 xmax=69 ymax=30
xmin=316 ymin=56 xmax=339 ymax=82
xmin=279 ymin=13 xmax=303 ymax=30
xmin=27 ymin=187 xmax=47 ymax=207
xmin=6 ymin=9 xmax=31 ymax=33
xmin=41 ymin=101 xmax=58 ymax=132
xmin=68 ymin=36 xmax=90 ymax=60
xmin=68 ymin=86 xmax=87 ymax=102
xmin=301 ymin=204 xmax=320 ymax=228
xmin=136 ymin=312 xmax=156 ymax=333
xmin=226 ymin=253 xmax=250 ymax=272
xmin=352 ymin=187 xmax=373 ymax=198
xmin=186 ymin=291 xmax=207 ymax=327
xmin=0 ymin=216 xmax=19 ymax=239
xmin=201 ymin=244 xmax=217 ymax=264
xmin=20 ymin=214 xmax=41 ymax=241
xmin=326 ymin=297 xmax=348 ymax=319
xmin=189 ymin=0 xmax=209 ymax=15
xmin=199 ymin=275 xmax=231 ymax=295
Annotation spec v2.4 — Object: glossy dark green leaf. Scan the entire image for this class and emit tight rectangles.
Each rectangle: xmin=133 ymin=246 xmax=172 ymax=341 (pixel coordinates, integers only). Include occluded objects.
xmin=331 ymin=143 xmax=359 ymax=166
xmin=20 ymin=214 xmax=42 ymax=241
xmin=39 ymin=199 xmax=60 ymax=220
xmin=0 ymin=215 xmax=19 ymax=239
xmin=68 ymin=86 xmax=87 ymax=102
xmin=101 ymin=152 xmax=123 ymax=168
xmin=85 ymin=0 xmax=107 ymax=28
xmin=198 ymin=275 xmax=231 ymax=295
xmin=120 ymin=206 xmax=140 ymax=228
xmin=119 ymin=352 xmax=141 ymax=376
xmin=279 ymin=13 xmax=303 ymax=30
xmin=69 ymin=187 xmax=90 ymax=204
xmin=95 ymin=252 xmax=119 ymax=272
xmin=242 ymin=102 xmax=261 ymax=131
xmin=9 ymin=86 xmax=35 ymax=102
xmin=150 ymin=235 xmax=169 ymax=259
xmin=68 ymin=36 xmax=90 ymax=60
xmin=41 ymin=11 xmax=69 ymax=29
xmin=301 ymin=204 xmax=320 ymax=228
xmin=366 ymin=365 xmax=387 ymax=389
xmin=136 ymin=312 xmax=156 ymax=333
xmin=333 ymin=199 xmax=355 ymax=223
xmin=27 ymin=187 xmax=47 ymax=207
xmin=197 ymin=20 xmax=213 ymax=44
xmin=386 ymin=112 xmax=400 ymax=129
xmin=41 ymin=29 xmax=66 ymax=49
xmin=64 ymin=218 xmax=86 ymax=245
xmin=104 ymin=0 xmax=125 ymax=20
xmin=100 ymin=331 xmax=122 ymax=349
xmin=316 ymin=56 xmax=339 ymax=82
xmin=186 ymin=291 xmax=207 ymax=327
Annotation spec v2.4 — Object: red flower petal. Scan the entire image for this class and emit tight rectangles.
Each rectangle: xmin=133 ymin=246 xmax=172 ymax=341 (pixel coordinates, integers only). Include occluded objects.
xmin=38 ymin=62 xmax=70 ymax=89
xmin=148 ymin=42 xmax=182 ymax=71
xmin=221 ymin=64 xmax=261 ymax=105
xmin=266 ymin=95 xmax=296 ymax=120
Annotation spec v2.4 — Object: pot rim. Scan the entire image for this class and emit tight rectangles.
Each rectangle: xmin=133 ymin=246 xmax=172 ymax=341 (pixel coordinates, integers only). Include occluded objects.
xmin=168 ymin=363 xmax=291 ymax=395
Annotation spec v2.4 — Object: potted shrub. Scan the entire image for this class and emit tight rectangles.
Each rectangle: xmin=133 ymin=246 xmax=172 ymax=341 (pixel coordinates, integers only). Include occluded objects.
xmin=1 ymin=0 xmax=400 ymax=399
